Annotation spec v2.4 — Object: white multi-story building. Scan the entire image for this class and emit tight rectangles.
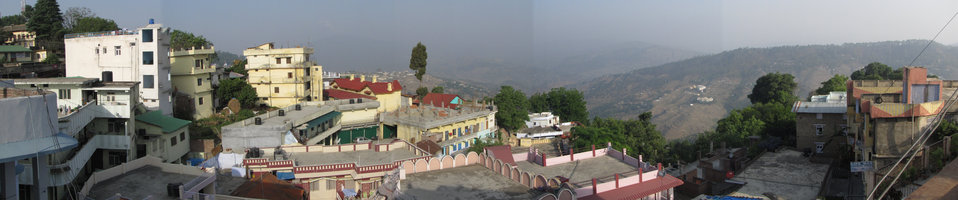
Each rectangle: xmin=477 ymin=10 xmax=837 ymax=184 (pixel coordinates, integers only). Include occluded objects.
xmin=64 ymin=20 xmax=172 ymax=116
xmin=526 ymin=112 xmax=560 ymax=128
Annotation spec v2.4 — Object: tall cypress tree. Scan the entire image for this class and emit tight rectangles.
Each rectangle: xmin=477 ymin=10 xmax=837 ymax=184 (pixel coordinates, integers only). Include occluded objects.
xmin=27 ymin=0 xmax=64 ymax=50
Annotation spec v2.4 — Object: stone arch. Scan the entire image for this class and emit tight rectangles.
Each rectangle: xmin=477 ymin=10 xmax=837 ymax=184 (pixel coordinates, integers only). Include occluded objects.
xmin=501 ymin=163 xmax=511 ymax=177
xmin=511 ymin=168 xmax=521 ymax=182
xmin=494 ymin=160 xmax=503 ymax=173
xmin=536 ymin=194 xmax=558 ymax=200
xmin=454 ymin=154 xmax=467 ymax=166
xmin=521 ymin=172 xmax=532 ymax=187
xmin=557 ymin=188 xmax=575 ymax=200
xmin=414 ymin=159 xmax=428 ymax=173
xmin=485 ymin=157 xmax=495 ymax=169
xmin=466 ymin=152 xmax=478 ymax=165
xmin=401 ymin=160 xmax=415 ymax=174
xmin=534 ymin=175 xmax=547 ymax=188
xmin=428 ymin=158 xmax=441 ymax=171
xmin=479 ymin=153 xmax=487 ymax=166
xmin=548 ymin=178 xmax=560 ymax=188
xmin=441 ymin=155 xmax=454 ymax=169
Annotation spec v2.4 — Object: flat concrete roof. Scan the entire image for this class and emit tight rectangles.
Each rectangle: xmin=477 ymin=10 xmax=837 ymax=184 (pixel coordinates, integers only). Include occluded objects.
xmin=289 ymin=148 xmax=421 ymax=166
xmin=516 ymin=155 xmax=638 ymax=187
xmin=398 ymin=165 xmax=532 ymax=200
xmin=87 ymin=166 xmax=198 ymax=200
xmin=731 ymin=149 xmax=829 ymax=200
xmin=6 ymin=77 xmax=98 ymax=85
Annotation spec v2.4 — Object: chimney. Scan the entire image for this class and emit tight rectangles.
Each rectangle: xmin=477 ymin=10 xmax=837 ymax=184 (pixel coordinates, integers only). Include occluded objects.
xmin=360 ymin=75 xmax=365 ymax=82
xmin=387 ymin=82 xmax=393 ymax=91
xmin=350 ymin=74 xmax=355 ymax=80
xmin=372 ymin=75 xmax=378 ymax=83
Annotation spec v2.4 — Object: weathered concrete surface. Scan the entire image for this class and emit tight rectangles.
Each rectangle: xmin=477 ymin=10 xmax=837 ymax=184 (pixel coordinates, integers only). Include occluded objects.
xmin=731 ymin=150 xmax=829 ymax=200
xmin=399 ymin=165 xmax=531 ymax=200
xmin=290 ymin=148 xmax=420 ymax=166
xmin=516 ymin=155 xmax=638 ymax=187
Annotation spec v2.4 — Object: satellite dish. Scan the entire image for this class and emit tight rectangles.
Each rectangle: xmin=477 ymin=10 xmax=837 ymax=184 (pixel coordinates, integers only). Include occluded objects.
xmin=876 ymin=97 xmax=884 ymax=104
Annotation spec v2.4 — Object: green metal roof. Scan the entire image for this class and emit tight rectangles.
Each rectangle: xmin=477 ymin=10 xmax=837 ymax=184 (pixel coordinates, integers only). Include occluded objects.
xmin=0 ymin=45 xmax=31 ymax=53
xmin=306 ymin=111 xmax=341 ymax=129
xmin=136 ymin=110 xmax=191 ymax=133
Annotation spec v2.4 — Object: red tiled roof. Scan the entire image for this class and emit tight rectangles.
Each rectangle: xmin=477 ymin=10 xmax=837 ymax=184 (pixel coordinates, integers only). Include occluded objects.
xmin=421 ymin=93 xmax=461 ymax=109
xmin=484 ymin=145 xmax=516 ymax=165
xmin=231 ymin=173 xmax=305 ymax=200
xmin=330 ymin=78 xmax=402 ymax=94
xmin=325 ymin=89 xmax=377 ymax=100
xmin=580 ymin=175 xmax=684 ymax=200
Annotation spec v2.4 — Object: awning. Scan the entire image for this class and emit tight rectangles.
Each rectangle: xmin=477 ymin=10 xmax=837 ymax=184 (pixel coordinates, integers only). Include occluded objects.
xmin=306 ymin=111 xmax=341 ymax=129
xmin=276 ymin=172 xmax=295 ymax=180
xmin=0 ymin=133 xmax=78 ymax=163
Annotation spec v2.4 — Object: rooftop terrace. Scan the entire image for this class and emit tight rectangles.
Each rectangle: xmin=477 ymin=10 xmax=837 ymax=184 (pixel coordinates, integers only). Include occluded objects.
xmin=288 ymin=147 xmax=421 ymax=166
xmin=730 ymin=149 xmax=828 ymax=200
xmin=517 ymin=155 xmax=639 ymax=187
xmin=382 ymin=104 xmax=496 ymax=129
xmin=399 ymin=165 xmax=532 ymax=200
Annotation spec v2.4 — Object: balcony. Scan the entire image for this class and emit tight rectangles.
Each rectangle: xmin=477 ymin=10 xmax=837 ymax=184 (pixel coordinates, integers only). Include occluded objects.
xmin=18 ymin=135 xmax=131 ymax=186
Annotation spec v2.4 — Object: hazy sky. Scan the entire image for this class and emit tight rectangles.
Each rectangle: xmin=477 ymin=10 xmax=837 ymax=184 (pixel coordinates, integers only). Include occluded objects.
xmin=3 ymin=0 xmax=958 ymax=70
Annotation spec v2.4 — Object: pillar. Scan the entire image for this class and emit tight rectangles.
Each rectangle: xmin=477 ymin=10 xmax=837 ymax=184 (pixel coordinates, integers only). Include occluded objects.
xmin=31 ymin=156 xmax=50 ymax=200
xmin=592 ymin=145 xmax=596 ymax=157
xmin=622 ymin=148 xmax=627 ymax=160
xmin=2 ymin=162 xmax=18 ymax=200
xmin=639 ymin=168 xmax=644 ymax=183
xmin=542 ymin=153 xmax=547 ymax=166
xmin=570 ymin=148 xmax=574 ymax=161
xmin=615 ymin=174 xmax=620 ymax=188
xmin=592 ymin=178 xmax=597 ymax=195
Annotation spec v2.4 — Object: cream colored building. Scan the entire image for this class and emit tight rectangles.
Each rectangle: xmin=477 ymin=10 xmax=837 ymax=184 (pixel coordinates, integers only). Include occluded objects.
xmin=170 ymin=46 xmax=216 ymax=119
xmin=243 ymin=43 xmax=323 ymax=108
xmin=326 ymin=75 xmax=403 ymax=113
xmin=381 ymin=103 xmax=497 ymax=156
xmin=2 ymin=24 xmax=58 ymax=62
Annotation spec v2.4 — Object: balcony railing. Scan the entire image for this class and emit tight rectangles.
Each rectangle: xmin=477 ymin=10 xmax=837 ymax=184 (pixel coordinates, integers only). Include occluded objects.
xmin=18 ymin=135 xmax=131 ymax=186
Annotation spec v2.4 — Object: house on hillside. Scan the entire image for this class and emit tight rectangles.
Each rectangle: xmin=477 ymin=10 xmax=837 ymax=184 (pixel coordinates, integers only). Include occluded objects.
xmin=792 ymin=91 xmax=847 ymax=157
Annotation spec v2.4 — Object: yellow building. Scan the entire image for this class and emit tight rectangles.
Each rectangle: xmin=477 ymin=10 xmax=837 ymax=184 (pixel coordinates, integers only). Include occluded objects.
xmin=381 ymin=103 xmax=497 ymax=156
xmin=325 ymin=75 xmax=403 ymax=113
xmin=170 ymin=46 xmax=216 ymax=119
xmin=1 ymin=24 xmax=57 ymax=62
xmin=243 ymin=43 xmax=323 ymax=107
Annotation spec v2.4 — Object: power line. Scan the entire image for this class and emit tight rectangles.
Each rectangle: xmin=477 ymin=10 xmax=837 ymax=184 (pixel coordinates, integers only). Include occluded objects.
xmin=909 ymin=11 xmax=958 ymax=67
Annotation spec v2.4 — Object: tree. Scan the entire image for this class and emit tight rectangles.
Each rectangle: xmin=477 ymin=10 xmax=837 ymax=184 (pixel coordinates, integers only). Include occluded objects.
xmin=68 ymin=17 xmax=117 ymax=33
xmin=62 ymin=7 xmax=94 ymax=30
xmin=815 ymin=74 xmax=849 ymax=95
xmin=572 ymin=114 xmax=668 ymax=163
xmin=416 ymin=87 xmax=429 ymax=98
xmin=529 ymin=88 xmax=589 ymax=123
xmin=27 ymin=0 xmax=65 ymax=50
xmin=850 ymin=62 xmax=904 ymax=80
xmin=171 ymin=29 xmax=212 ymax=50
xmin=216 ymin=78 xmax=257 ymax=109
xmin=494 ymin=85 xmax=529 ymax=132
xmin=409 ymin=42 xmax=427 ymax=97
xmin=747 ymin=72 xmax=797 ymax=105
xmin=0 ymin=15 xmax=27 ymax=26
xmin=226 ymin=59 xmax=248 ymax=76
xmin=22 ymin=5 xmax=34 ymax=20
xmin=430 ymin=86 xmax=444 ymax=94
xmin=715 ymin=110 xmax=765 ymax=147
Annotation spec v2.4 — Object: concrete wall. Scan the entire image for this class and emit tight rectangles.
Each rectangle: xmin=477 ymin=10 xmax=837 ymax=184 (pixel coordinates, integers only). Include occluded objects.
xmin=795 ymin=112 xmax=846 ymax=153
xmin=135 ymin=122 xmax=190 ymax=163
xmin=873 ymin=116 xmax=930 ymax=156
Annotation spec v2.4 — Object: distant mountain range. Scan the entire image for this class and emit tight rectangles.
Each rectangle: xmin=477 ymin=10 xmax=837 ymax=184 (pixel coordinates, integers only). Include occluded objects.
xmin=578 ymin=40 xmax=958 ymax=139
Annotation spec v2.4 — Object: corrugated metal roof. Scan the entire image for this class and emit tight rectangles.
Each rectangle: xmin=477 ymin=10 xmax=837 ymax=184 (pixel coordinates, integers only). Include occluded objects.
xmin=135 ymin=110 xmax=191 ymax=133
xmin=792 ymin=101 xmax=846 ymax=113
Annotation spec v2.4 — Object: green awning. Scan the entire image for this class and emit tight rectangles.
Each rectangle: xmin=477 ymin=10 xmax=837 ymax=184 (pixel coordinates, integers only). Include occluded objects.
xmin=135 ymin=110 xmax=191 ymax=133
xmin=306 ymin=111 xmax=341 ymax=129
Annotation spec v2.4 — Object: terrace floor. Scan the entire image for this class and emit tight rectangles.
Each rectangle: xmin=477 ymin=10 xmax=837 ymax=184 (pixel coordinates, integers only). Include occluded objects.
xmin=289 ymin=148 xmax=421 ymax=166
xmin=398 ymin=165 xmax=532 ymax=200
xmin=730 ymin=149 xmax=829 ymax=200
xmin=515 ymin=155 xmax=639 ymax=187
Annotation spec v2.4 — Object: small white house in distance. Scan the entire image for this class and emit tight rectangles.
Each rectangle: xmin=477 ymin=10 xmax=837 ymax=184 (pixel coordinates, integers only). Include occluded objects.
xmin=526 ymin=112 xmax=560 ymax=128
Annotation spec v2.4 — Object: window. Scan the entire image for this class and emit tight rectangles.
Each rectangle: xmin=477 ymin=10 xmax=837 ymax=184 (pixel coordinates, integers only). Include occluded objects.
xmin=142 ymin=51 xmax=154 ymax=65
xmin=286 ymin=57 xmax=291 ymax=64
xmin=198 ymin=97 xmax=204 ymax=105
xmin=815 ymin=142 xmax=825 ymax=154
xmin=261 ymin=97 xmax=268 ymax=100
xmin=170 ymin=137 xmax=177 ymax=146
xmin=108 ymin=152 xmax=125 ymax=166
xmin=274 ymin=87 xmax=280 ymax=93
xmin=102 ymin=47 xmax=107 ymax=54
xmin=143 ymin=75 xmax=155 ymax=88
xmin=58 ymin=89 xmax=71 ymax=99
xmin=180 ymin=132 xmax=185 ymax=141
xmin=142 ymin=29 xmax=154 ymax=42
xmin=816 ymin=113 xmax=823 ymax=119
xmin=276 ymin=58 xmax=282 ymax=64
xmin=114 ymin=46 xmax=121 ymax=55
xmin=195 ymin=59 xmax=202 ymax=68
xmin=288 ymin=72 xmax=293 ymax=78
xmin=197 ymin=78 xmax=203 ymax=86
xmin=814 ymin=124 xmax=825 ymax=136
xmin=95 ymin=48 xmax=99 ymax=54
